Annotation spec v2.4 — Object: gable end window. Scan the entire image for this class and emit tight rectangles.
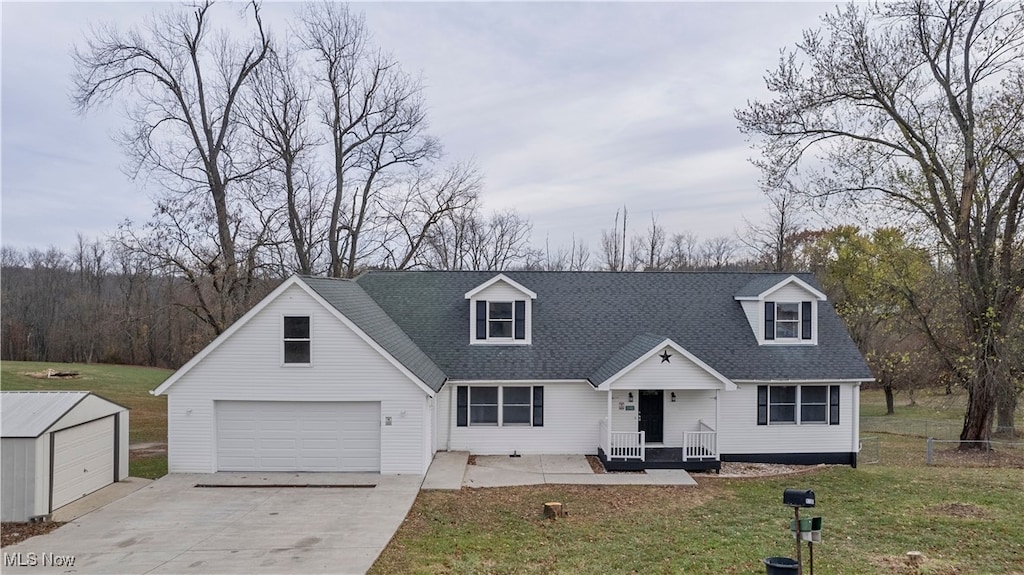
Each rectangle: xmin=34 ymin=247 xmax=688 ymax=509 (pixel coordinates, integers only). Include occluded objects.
xmin=764 ymin=301 xmax=813 ymax=341
xmin=473 ymin=299 xmax=528 ymax=343
xmin=283 ymin=316 xmax=311 ymax=364
xmin=757 ymin=385 xmax=839 ymax=425
xmin=456 ymin=385 xmax=544 ymax=427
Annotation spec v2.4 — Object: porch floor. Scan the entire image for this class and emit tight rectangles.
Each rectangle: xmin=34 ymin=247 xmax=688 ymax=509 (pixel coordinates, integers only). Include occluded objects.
xmin=599 ymin=447 xmax=721 ymax=473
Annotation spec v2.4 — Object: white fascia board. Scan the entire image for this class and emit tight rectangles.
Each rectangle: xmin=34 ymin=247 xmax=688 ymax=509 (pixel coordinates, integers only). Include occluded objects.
xmin=732 ymin=378 xmax=874 ymax=384
xmin=596 ymin=338 xmax=737 ymax=391
xmin=151 ymin=275 xmax=305 ymax=396
xmin=444 ymin=379 xmax=590 ymax=386
xmin=463 ymin=273 xmax=537 ymax=299
xmin=762 ymin=275 xmax=828 ymax=301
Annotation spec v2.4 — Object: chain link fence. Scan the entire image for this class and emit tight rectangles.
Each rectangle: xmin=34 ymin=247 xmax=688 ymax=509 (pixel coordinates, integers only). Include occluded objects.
xmin=860 ymin=416 xmax=961 ymax=440
xmin=925 ymin=438 xmax=1024 ymax=468
xmin=858 ymin=435 xmax=880 ymax=464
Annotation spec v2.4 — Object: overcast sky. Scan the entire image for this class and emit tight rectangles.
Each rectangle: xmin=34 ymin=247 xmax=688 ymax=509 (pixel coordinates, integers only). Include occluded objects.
xmin=1 ymin=2 xmax=834 ymax=255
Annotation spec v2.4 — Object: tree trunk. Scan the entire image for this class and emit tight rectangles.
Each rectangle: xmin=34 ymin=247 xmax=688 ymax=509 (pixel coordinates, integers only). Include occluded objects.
xmin=883 ymin=384 xmax=895 ymax=416
xmin=960 ymin=347 xmax=998 ymax=448
xmin=996 ymin=392 xmax=1017 ymax=438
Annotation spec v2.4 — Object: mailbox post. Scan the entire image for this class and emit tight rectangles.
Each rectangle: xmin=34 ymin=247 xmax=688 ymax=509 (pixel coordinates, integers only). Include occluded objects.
xmin=782 ymin=489 xmax=815 ymax=575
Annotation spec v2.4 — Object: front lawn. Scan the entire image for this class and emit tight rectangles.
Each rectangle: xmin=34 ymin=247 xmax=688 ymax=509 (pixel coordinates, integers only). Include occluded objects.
xmin=372 ymin=434 xmax=1024 ymax=574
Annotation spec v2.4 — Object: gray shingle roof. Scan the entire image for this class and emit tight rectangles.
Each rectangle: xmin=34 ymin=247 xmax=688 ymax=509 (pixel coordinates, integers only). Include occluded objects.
xmin=302 ymin=277 xmax=448 ymax=392
xmin=348 ymin=271 xmax=872 ymax=385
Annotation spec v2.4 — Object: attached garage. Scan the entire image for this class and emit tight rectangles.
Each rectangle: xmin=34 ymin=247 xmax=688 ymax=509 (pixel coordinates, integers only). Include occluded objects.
xmin=215 ymin=401 xmax=381 ymax=472
xmin=1 ymin=391 xmax=129 ymax=522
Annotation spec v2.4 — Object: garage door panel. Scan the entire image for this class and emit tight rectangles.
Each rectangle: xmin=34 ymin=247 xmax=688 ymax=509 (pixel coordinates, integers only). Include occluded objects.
xmin=216 ymin=401 xmax=380 ymax=472
xmin=52 ymin=417 xmax=115 ymax=510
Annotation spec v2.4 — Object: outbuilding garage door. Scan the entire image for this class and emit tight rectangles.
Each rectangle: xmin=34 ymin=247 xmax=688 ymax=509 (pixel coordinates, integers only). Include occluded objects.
xmin=216 ymin=401 xmax=380 ymax=472
xmin=51 ymin=417 xmax=115 ymax=510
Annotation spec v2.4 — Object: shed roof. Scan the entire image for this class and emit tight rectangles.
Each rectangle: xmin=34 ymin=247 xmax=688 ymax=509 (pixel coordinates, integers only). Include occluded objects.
xmin=0 ymin=391 xmax=115 ymax=438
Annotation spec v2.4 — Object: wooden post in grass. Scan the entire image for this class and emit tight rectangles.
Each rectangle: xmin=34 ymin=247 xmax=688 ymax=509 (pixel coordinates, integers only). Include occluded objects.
xmin=543 ymin=502 xmax=565 ymax=519
xmin=793 ymin=506 xmax=803 ymax=575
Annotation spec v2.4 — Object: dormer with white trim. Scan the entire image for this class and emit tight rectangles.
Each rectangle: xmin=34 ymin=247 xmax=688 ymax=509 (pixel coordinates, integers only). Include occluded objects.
xmin=465 ymin=274 xmax=537 ymax=345
xmin=734 ymin=275 xmax=827 ymax=345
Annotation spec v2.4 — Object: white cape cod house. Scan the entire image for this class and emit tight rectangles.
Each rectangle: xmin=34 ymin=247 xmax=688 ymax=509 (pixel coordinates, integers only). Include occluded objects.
xmin=153 ymin=271 xmax=872 ymax=475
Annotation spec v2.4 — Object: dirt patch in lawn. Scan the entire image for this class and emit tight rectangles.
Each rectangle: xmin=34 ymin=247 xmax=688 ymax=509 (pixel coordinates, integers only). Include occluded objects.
xmin=24 ymin=369 xmax=80 ymax=380
xmin=872 ymin=553 xmax=961 ymax=575
xmin=2 ymin=521 xmax=64 ymax=547
xmin=927 ymin=502 xmax=988 ymax=519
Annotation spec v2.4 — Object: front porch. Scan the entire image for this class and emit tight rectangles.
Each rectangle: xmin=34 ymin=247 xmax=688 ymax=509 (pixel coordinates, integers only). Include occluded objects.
xmin=598 ymin=416 xmax=722 ymax=473
xmin=593 ymin=337 xmax=737 ymax=473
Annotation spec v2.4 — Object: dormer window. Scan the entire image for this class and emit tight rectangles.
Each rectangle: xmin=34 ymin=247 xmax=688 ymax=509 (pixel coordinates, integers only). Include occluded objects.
xmin=466 ymin=274 xmax=536 ymax=345
xmin=764 ymin=301 xmax=812 ymax=341
xmin=476 ymin=300 xmax=526 ymax=341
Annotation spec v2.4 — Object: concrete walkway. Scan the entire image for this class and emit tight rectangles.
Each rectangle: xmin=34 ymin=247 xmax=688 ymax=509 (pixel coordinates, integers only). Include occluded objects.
xmin=52 ymin=476 xmax=153 ymax=522
xmin=423 ymin=453 xmax=697 ymax=488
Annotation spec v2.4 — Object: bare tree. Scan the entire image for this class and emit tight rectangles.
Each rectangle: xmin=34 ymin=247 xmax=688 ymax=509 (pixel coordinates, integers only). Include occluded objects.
xmin=379 ymin=162 xmax=481 ymax=270
xmin=72 ymin=1 xmax=271 ymax=332
xmin=600 ymin=206 xmax=628 ymax=271
xmin=740 ymin=188 xmax=805 ymax=271
xmin=737 ymin=1 xmax=1024 ymax=443
xmin=630 ymin=213 xmax=668 ymax=271
xmin=665 ymin=231 xmax=700 ymax=271
xmin=246 ymin=45 xmax=325 ymax=275
xmin=300 ymin=2 xmax=440 ymax=278
xmin=699 ymin=236 xmax=738 ymax=270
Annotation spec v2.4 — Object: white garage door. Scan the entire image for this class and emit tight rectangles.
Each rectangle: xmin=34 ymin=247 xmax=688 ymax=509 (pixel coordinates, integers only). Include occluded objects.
xmin=51 ymin=417 xmax=115 ymax=510
xmin=216 ymin=401 xmax=380 ymax=472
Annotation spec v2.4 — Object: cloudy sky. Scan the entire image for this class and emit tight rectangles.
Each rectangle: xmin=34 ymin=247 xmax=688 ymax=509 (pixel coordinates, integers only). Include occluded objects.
xmin=1 ymin=2 xmax=834 ymax=255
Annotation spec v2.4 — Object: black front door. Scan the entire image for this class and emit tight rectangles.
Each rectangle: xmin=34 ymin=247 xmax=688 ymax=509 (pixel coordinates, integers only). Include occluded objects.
xmin=638 ymin=390 xmax=664 ymax=443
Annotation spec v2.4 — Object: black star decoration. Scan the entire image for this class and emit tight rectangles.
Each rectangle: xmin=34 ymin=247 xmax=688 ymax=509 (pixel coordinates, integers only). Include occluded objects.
xmin=659 ymin=350 xmax=672 ymax=363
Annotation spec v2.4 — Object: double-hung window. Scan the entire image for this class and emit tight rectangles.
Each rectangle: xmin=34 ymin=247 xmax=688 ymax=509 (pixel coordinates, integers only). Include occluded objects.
xmin=457 ymin=385 xmax=544 ymax=427
xmin=757 ymin=385 xmax=839 ymax=425
xmin=474 ymin=300 xmax=528 ymax=342
xmin=283 ymin=316 xmax=311 ymax=365
xmin=764 ymin=301 xmax=813 ymax=342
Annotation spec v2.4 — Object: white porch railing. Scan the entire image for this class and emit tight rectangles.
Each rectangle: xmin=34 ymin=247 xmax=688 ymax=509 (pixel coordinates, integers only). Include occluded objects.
xmin=683 ymin=420 xmax=719 ymax=461
xmin=601 ymin=419 xmax=646 ymax=460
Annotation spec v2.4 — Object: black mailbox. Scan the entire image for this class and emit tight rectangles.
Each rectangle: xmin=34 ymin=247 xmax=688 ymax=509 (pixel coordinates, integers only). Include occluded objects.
xmin=783 ymin=488 xmax=815 ymax=508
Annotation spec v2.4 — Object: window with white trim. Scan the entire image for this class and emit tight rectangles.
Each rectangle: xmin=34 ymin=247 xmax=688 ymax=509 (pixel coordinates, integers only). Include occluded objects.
xmin=473 ymin=299 xmax=528 ymax=343
xmin=757 ymin=385 xmax=839 ymax=425
xmin=283 ymin=316 xmax=311 ymax=364
xmin=764 ymin=301 xmax=813 ymax=342
xmin=456 ymin=385 xmax=544 ymax=427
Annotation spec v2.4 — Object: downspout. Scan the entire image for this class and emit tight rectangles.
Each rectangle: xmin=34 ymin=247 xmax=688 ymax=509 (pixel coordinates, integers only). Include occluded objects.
xmin=446 ymin=382 xmax=453 ymax=452
xmin=606 ymin=387 xmax=612 ymax=456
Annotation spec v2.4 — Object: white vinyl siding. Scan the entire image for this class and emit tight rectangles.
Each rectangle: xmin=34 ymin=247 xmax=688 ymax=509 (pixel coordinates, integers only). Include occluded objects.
xmin=608 ymin=349 xmax=724 ymax=390
xmin=165 ymin=283 xmax=430 ymax=475
xmin=437 ymin=382 xmax=604 ymax=455
xmin=718 ymin=384 xmax=856 ymax=455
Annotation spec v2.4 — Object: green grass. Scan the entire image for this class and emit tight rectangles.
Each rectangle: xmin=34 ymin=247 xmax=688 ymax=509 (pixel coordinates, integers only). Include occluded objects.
xmin=129 ymin=455 xmax=168 ymax=479
xmin=859 ymin=387 xmax=974 ymax=422
xmin=373 ymin=423 xmax=1024 ymax=574
xmin=1 ymin=361 xmax=171 ymax=443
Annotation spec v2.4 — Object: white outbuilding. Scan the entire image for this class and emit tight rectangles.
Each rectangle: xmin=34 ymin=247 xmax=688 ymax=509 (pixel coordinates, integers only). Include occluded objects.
xmin=1 ymin=391 xmax=129 ymax=521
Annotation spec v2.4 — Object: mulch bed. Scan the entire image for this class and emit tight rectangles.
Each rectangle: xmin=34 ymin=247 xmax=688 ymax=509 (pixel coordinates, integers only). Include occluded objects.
xmin=2 ymin=521 xmax=64 ymax=547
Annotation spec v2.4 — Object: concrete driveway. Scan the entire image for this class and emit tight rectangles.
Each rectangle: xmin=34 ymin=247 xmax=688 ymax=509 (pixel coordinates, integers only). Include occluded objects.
xmin=1 ymin=472 xmax=422 ymax=574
